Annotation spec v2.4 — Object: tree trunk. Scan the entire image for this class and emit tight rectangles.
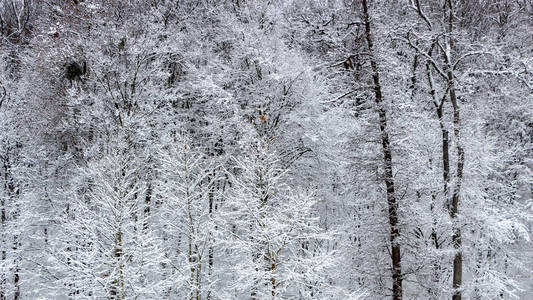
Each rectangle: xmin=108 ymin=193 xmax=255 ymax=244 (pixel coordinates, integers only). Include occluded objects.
xmin=196 ymin=245 xmax=201 ymax=300
xmin=426 ymin=46 xmax=450 ymax=244
xmin=13 ymin=234 xmax=19 ymax=300
xmin=110 ymin=229 xmax=124 ymax=300
xmin=187 ymin=184 xmax=201 ymax=300
xmin=450 ymin=81 xmax=463 ymax=300
xmin=3 ymin=157 xmax=20 ymax=300
xmin=270 ymin=260 xmax=276 ymax=298
xmin=1 ymin=196 xmax=5 ymax=300
xmin=143 ymin=184 xmax=151 ymax=232
xmin=361 ymin=1 xmax=402 ymax=299
xmin=444 ymin=1 xmax=464 ymax=299
xmin=207 ymin=170 xmax=216 ymax=300
xmin=426 ymin=57 xmax=450 ymax=196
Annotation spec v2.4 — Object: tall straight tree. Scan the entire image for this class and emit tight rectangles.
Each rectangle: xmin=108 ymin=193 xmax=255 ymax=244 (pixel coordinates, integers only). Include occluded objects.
xmin=361 ymin=0 xmax=402 ymax=298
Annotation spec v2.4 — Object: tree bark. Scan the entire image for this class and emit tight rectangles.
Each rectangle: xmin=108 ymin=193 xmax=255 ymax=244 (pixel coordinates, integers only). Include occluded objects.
xmin=362 ymin=1 xmax=402 ymax=299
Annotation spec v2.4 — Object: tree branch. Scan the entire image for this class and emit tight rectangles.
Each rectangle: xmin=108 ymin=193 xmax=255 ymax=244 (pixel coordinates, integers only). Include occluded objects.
xmin=398 ymin=34 xmax=448 ymax=80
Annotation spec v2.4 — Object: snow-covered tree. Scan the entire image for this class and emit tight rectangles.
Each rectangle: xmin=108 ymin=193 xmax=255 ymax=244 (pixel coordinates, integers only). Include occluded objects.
xmin=217 ymin=130 xmax=337 ymax=299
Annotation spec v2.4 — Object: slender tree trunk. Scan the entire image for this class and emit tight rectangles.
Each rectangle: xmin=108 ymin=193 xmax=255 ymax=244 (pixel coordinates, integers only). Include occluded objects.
xmin=1 ymin=196 xmax=5 ymax=300
xmin=270 ymin=260 xmax=276 ymax=298
xmin=449 ymin=82 xmax=463 ymax=300
xmin=362 ymin=1 xmax=402 ymax=298
xmin=196 ymin=245 xmax=201 ymax=300
xmin=1 ymin=160 xmax=8 ymax=300
xmin=426 ymin=49 xmax=449 ymax=252
xmin=426 ymin=59 xmax=450 ymax=196
xmin=186 ymin=182 xmax=201 ymax=300
xmin=188 ymin=213 xmax=195 ymax=300
xmin=13 ymin=234 xmax=19 ymax=300
xmin=444 ymin=1 xmax=464 ymax=299
xmin=410 ymin=54 xmax=419 ymax=101
xmin=143 ymin=184 xmax=151 ymax=232
xmin=110 ymin=229 xmax=124 ymax=300
xmin=3 ymin=158 xmax=20 ymax=300
xmin=207 ymin=170 xmax=215 ymax=300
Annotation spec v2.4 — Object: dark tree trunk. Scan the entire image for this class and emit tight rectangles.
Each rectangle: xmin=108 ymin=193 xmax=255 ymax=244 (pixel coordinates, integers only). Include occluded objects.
xmin=1 ymin=196 xmax=5 ymax=300
xmin=143 ymin=184 xmax=151 ymax=231
xmin=110 ymin=229 xmax=124 ymax=300
xmin=425 ymin=47 xmax=449 ymax=298
xmin=445 ymin=1 xmax=464 ymax=299
xmin=362 ymin=1 xmax=402 ymax=299
xmin=13 ymin=235 xmax=20 ymax=300
xmin=207 ymin=171 xmax=214 ymax=300
xmin=3 ymin=157 xmax=21 ymax=300
xmin=449 ymin=79 xmax=463 ymax=300
xmin=1 ymin=159 xmax=8 ymax=300
xmin=0 ymin=193 xmax=7 ymax=300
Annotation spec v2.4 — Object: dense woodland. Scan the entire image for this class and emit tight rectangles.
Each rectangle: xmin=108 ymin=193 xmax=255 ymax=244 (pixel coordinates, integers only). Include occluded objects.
xmin=0 ymin=0 xmax=532 ymax=299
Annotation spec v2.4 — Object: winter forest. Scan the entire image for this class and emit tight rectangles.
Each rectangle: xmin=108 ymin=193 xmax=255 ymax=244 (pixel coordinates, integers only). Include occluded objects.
xmin=0 ymin=0 xmax=532 ymax=299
